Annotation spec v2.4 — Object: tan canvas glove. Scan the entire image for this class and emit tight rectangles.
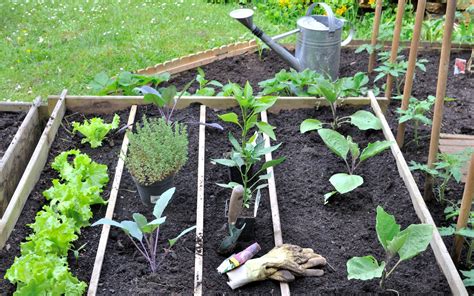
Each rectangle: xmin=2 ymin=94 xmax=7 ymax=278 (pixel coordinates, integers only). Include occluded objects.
xmin=226 ymin=244 xmax=326 ymax=289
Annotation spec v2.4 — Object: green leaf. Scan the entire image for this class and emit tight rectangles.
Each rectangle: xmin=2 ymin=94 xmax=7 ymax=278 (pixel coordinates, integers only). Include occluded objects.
xmin=228 ymin=132 xmax=242 ymax=152
xmin=169 ymin=225 xmax=197 ymax=247
xmin=316 ymin=78 xmax=338 ymax=103
xmin=461 ymin=270 xmax=474 ymax=287
xmin=212 ymin=158 xmax=237 ymax=167
xmin=120 ymin=221 xmax=143 ymax=241
xmin=456 ymin=228 xmax=474 ymax=238
xmin=347 ymin=136 xmax=360 ymax=161
xmin=438 ymin=226 xmax=456 ymax=236
xmin=360 ymin=141 xmax=392 ymax=162
xmin=347 ymin=256 xmax=385 ymax=280
xmin=397 ymin=224 xmax=433 ymax=261
xmin=72 ymin=115 xmax=121 ymax=148
xmin=218 ymin=112 xmax=239 ymax=125
xmin=260 ymin=157 xmax=285 ymax=172
xmin=243 ymin=81 xmax=253 ymax=98
xmin=386 ymin=232 xmax=408 ymax=255
xmin=349 ymin=111 xmax=382 ymax=130
xmin=324 ymin=191 xmax=338 ymax=205
xmin=300 ymin=119 xmax=323 ymax=133
xmin=329 ymin=173 xmax=363 ymax=194
xmin=132 ymin=213 xmax=148 ymax=232
xmin=153 ymin=187 xmax=175 ymax=219
xmin=318 ymin=129 xmax=349 ymax=160
xmin=375 ymin=206 xmax=401 ymax=251
xmin=256 ymin=121 xmax=276 ymax=141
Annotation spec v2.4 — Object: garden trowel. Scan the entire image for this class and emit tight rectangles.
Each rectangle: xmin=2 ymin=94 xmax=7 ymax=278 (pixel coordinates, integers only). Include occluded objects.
xmin=218 ymin=185 xmax=245 ymax=255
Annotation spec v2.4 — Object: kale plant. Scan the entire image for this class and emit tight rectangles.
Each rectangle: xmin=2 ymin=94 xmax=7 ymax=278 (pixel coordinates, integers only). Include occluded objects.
xmin=409 ymin=148 xmax=473 ymax=203
xmin=93 ymin=188 xmax=196 ymax=273
xmin=89 ymin=71 xmax=170 ymax=95
xmin=300 ymin=77 xmax=382 ymax=132
xmin=212 ymin=82 xmax=285 ymax=207
xmin=317 ymin=129 xmax=391 ymax=203
xmin=72 ymin=114 xmax=120 ymax=148
xmin=347 ymin=206 xmax=433 ymax=292
xmin=396 ymin=95 xmax=435 ymax=146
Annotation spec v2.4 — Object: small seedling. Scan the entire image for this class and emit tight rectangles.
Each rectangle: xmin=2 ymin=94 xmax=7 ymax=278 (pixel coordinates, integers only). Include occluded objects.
xmin=72 ymin=114 xmax=120 ymax=148
xmin=212 ymin=82 xmax=285 ymax=207
xmin=194 ymin=67 xmax=224 ymax=96
xmin=72 ymin=243 xmax=87 ymax=263
xmin=89 ymin=71 xmax=170 ymax=96
xmin=409 ymin=148 xmax=473 ymax=203
xmin=355 ymin=43 xmax=383 ymax=55
xmin=92 ymin=188 xmax=196 ymax=273
xmin=317 ymin=129 xmax=391 ymax=203
xmin=396 ymin=95 xmax=435 ymax=146
xmin=347 ymin=206 xmax=433 ymax=292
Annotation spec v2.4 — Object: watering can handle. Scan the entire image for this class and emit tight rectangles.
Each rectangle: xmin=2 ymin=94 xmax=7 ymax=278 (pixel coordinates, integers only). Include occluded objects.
xmin=305 ymin=2 xmax=336 ymax=32
xmin=341 ymin=21 xmax=354 ymax=46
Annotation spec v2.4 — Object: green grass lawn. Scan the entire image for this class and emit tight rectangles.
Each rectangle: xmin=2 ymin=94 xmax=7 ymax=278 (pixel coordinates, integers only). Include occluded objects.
xmin=0 ymin=1 xmax=292 ymax=102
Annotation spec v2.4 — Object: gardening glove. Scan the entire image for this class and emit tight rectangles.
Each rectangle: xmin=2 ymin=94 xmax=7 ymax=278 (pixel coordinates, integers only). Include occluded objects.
xmin=226 ymin=244 xmax=326 ymax=289
xmin=218 ymin=185 xmax=245 ymax=255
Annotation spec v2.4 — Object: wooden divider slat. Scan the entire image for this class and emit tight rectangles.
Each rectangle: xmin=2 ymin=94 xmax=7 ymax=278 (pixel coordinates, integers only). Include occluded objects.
xmin=194 ymin=105 xmax=206 ymax=296
xmin=87 ymin=105 xmax=137 ymax=296
xmin=368 ymin=91 xmax=467 ymax=296
xmin=0 ymin=90 xmax=67 ymax=248
xmin=260 ymin=110 xmax=290 ymax=296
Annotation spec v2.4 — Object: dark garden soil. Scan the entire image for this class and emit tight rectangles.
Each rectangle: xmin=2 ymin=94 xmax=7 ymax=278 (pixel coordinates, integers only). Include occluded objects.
xmin=0 ymin=110 xmax=130 ymax=294
xmin=0 ymin=111 xmax=26 ymax=158
xmin=97 ymin=104 xmax=199 ymax=295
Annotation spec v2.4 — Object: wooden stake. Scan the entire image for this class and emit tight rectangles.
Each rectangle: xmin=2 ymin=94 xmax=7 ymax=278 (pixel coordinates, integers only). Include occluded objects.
xmin=193 ymin=105 xmax=206 ymax=296
xmin=385 ymin=0 xmax=405 ymax=101
xmin=395 ymin=0 xmax=426 ymax=147
xmin=368 ymin=0 xmax=383 ymax=73
xmin=260 ymin=110 xmax=290 ymax=296
xmin=88 ymin=105 xmax=137 ymax=296
xmin=423 ymin=0 xmax=457 ymax=201
xmin=453 ymin=153 xmax=474 ymax=265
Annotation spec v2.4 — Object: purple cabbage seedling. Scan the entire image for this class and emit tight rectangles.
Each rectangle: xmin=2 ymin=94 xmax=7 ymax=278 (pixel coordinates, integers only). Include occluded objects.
xmin=92 ymin=188 xmax=196 ymax=273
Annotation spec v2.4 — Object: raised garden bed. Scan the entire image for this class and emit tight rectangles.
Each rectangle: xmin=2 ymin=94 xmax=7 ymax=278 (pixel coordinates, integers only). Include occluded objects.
xmin=14 ymin=94 xmax=464 ymax=295
xmin=0 ymin=100 xmax=47 ymax=247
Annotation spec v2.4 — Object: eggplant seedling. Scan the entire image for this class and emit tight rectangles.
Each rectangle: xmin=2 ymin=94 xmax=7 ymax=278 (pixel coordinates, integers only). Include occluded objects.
xmin=396 ymin=95 xmax=435 ymax=146
xmin=317 ymin=129 xmax=392 ymax=203
xmin=347 ymin=206 xmax=433 ymax=292
xmin=92 ymin=188 xmax=196 ymax=273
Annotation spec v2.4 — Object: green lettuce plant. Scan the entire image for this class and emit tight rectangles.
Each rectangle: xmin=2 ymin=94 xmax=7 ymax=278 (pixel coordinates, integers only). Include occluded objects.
xmin=126 ymin=116 xmax=188 ymax=186
xmin=317 ymin=129 xmax=392 ymax=203
xmin=212 ymin=82 xmax=285 ymax=207
xmin=409 ymin=148 xmax=473 ymax=203
xmin=89 ymin=71 xmax=170 ymax=95
xmin=93 ymin=188 xmax=196 ymax=273
xmin=300 ymin=77 xmax=382 ymax=132
xmin=396 ymin=95 xmax=435 ymax=146
xmin=347 ymin=206 xmax=433 ymax=291
xmin=259 ymin=68 xmax=323 ymax=96
xmin=72 ymin=114 xmax=120 ymax=148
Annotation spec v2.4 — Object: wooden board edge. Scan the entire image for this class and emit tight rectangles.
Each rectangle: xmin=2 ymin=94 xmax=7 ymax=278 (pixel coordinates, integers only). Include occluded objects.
xmin=193 ymin=105 xmax=206 ymax=296
xmin=260 ymin=110 xmax=290 ymax=296
xmin=440 ymin=133 xmax=474 ymax=140
xmin=46 ymin=96 xmax=388 ymax=114
xmin=87 ymin=105 xmax=137 ymax=296
xmin=0 ymin=92 xmax=67 ymax=249
xmin=0 ymin=104 xmax=41 ymax=215
xmin=0 ymin=101 xmax=34 ymax=112
xmin=368 ymin=91 xmax=468 ymax=296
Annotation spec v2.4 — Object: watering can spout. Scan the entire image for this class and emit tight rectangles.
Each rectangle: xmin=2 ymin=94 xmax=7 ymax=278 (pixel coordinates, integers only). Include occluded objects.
xmin=230 ymin=9 xmax=303 ymax=72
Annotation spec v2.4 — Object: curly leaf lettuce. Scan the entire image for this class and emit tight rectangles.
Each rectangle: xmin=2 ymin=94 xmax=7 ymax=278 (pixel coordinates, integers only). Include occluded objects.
xmin=72 ymin=114 xmax=120 ymax=148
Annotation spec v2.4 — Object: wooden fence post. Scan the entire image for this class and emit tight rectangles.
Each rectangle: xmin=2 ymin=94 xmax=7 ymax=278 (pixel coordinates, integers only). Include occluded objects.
xmin=453 ymin=153 xmax=474 ymax=265
xmin=395 ymin=0 xmax=426 ymax=147
xmin=384 ymin=0 xmax=405 ymax=101
xmin=423 ymin=0 xmax=457 ymax=201
xmin=368 ymin=0 xmax=383 ymax=73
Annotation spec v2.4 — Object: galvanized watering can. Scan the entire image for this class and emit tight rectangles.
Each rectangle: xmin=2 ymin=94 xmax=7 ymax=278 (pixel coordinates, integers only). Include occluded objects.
xmin=230 ymin=3 xmax=353 ymax=80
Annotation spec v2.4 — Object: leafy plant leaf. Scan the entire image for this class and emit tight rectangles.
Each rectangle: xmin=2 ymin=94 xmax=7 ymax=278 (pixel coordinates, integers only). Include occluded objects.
xmin=397 ymin=224 xmax=433 ymax=261
xmin=375 ymin=206 xmax=401 ymax=251
xmin=218 ymin=112 xmax=239 ymax=125
xmin=256 ymin=121 xmax=276 ymax=140
xmin=329 ymin=173 xmax=363 ymax=194
xmin=260 ymin=157 xmax=285 ymax=172
xmin=153 ymin=187 xmax=176 ymax=219
xmin=169 ymin=225 xmax=197 ymax=247
xmin=300 ymin=119 xmax=323 ymax=133
xmin=212 ymin=158 xmax=237 ymax=167
xmin=349 ymin=110 xmax=382 ymax=130
xmin=347 ymin=256 xmax=385 ymax=280
xmin=318 ymin=129 xmax=349 ymax=160
xmin=360 ymin=141 xmax=392 ymax=162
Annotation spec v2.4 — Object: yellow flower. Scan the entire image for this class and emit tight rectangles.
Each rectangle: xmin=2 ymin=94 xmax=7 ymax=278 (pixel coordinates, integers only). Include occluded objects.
xmin=279 ymin=0 xmax=290 ymax=7
xmin=369 ymin=0 xmax=376 ymax=5
xmin=336 ymin=5 xmax=347 ymax=16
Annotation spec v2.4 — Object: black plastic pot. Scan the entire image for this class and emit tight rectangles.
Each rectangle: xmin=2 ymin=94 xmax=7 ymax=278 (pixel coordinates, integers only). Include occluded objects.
xmin=224 ymin=199 xmax=256 ymax=242
xmin=132 ymin=174 xmax=175 ymax=207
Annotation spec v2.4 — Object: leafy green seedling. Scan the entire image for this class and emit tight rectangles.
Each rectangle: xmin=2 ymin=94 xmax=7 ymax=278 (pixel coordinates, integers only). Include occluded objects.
xmin=347 ymin=206 xmax=433 ymax=291
xmin=317 ymin=129 xmax=391 ymax=203
xmin=461 ymin=270 xmax=474 ymax=287
xmin=72 ymin=243 xmax=87 ymax=263
xmin=72 ymin=114 xmax=120 ymax=148
xmin=396 ymin=95 xmax=435 ymax=146
xmin=409 ymin=148 xmax=473 ymax=203
xmin=212 ymin=82 xmax=285 ymax=207
xmin=194 ymin=67 xmax=224 ymax=96
xmin=355 ymin=43 xmax=383 ymax=55
xmin=93 ymin=188 xmax=196 ymax=273
xmin=300 ymin=77 xmax=381 ymax=132
xmin=89 ymin=71 xmax=170 ymax=96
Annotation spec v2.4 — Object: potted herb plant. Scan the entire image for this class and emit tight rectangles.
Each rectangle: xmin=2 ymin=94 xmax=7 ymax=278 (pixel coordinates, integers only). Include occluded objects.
xmin=126 ymin=116 xmax=188 ymax=206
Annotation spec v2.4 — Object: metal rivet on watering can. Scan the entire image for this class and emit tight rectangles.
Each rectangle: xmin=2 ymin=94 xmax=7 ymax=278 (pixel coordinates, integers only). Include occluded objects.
xmin=230 ymin=3 xmax=354 ymax=80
